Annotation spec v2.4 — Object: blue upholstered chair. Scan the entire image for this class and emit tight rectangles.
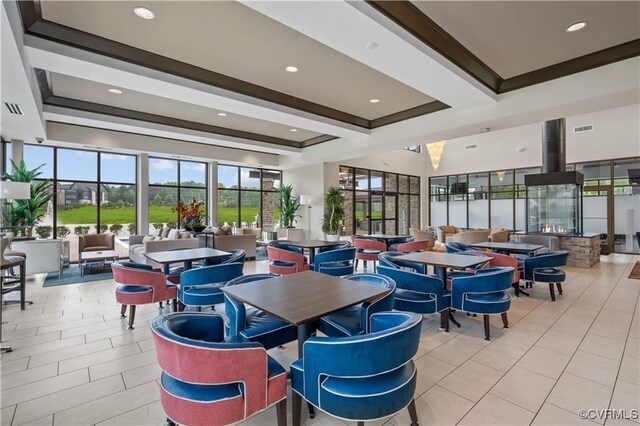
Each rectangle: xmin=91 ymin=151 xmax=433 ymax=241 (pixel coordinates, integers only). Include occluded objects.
xmin=317 ymin=241 xmax=351 ymax=253
xmin=178 ymin=263 xmax=244 ymax=311
xmin=450 ymin=267 xmax=514 ymax=340
xmin=224 ymin=274 xmax=297 ymax=349
xmin=378 ymin=264 xmax=453 ymax=331
xmin=310 ymin=248 xmax=356 ymax=276
xmin=378 ymin=251 xmax=426 ymax=274
xmin=318 ymin=274 xmax=395 ymax=337
xmin=151 ymin=313 xmax=287 ymax=426
xmin=521 ymin=251 xmax=569 ymax=301
xmin=268 ymin=240 xmax=303 ymax=254
xmin=388 ymin=236 xmax=413 ymax=251
xmin=201 ymin=249 xmax=246 ymax=266
xmin=445 ymin=242 xmax=473 ymax=253
xmin=290 ymin=312 xmax=421 ymax=426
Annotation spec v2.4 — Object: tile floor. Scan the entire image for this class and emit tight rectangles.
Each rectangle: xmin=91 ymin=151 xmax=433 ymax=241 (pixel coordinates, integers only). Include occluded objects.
xmin=1 ymin=254 xmax=639 ymax=425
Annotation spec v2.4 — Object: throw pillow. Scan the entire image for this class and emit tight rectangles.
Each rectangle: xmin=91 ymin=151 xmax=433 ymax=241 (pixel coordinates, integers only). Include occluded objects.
xmin=152 ymin=228 xmax=161 ymax=237
xmin=168 ymin=229 xmax=179 ymax=240
xmin=142 ymin=235 xmax=154 ymax=244
xmin=161 ymin=228 xmax=170 ymax=238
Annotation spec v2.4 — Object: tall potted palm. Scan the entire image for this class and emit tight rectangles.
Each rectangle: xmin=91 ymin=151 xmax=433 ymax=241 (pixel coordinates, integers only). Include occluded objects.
xmin=275 ymin=184 xmax=300 ymax=228
xmin=2 ymin=160 xmax=54 ymax=237
xmin=321 ymin=186 xmax=345 ymax=241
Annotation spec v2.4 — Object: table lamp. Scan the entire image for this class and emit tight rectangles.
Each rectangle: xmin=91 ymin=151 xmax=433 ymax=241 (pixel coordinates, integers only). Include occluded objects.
xmin=0 ymin=181 xmax=31 ymax=229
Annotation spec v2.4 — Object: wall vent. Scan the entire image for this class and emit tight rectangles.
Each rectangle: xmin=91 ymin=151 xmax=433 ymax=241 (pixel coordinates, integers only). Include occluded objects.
xmin=573 ymin=124 xmax=593 ymax=133
xmin=465 ymin=144 xmax=477 ymax=150
xmin=5 ymin=102 xmax=23 ymax=115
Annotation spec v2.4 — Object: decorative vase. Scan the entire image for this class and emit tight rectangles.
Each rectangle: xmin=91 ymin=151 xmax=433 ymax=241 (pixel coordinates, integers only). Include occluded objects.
xmin=326 ymin=234 xmax=340 ymax=242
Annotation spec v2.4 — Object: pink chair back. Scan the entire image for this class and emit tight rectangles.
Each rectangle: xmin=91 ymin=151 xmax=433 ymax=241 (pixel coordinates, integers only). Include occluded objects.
xmin=396 ymin=240 xmax=430 ymax=253
xmin=112 ymin=263 xmax=170 ymax=302
xmin=467 ymin=251 xmax=520 ymax=283
xmin=352 ymin=238 xmax=387 ymax=251
xmin=267 ymin=246 xmax=308 ymax=274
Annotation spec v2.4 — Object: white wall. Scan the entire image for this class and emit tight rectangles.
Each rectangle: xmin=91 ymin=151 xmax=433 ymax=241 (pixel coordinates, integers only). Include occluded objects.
xmin=282 ymin=163 xmax=325 ymax=239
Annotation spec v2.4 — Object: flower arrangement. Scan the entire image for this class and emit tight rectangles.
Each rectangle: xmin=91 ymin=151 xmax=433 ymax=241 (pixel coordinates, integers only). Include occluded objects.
xmin=173 ymin=199 xmax=205 ymax=230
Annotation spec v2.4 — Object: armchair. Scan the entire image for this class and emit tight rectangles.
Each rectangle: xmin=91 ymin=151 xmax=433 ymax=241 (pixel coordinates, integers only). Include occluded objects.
xmin=112 ymin=263 xmax=178 ymax=329
xmin=178 ymin=262 xmax=244 ymax=310
xmin=290 ymin=312 xmax=421 ymax=426
xmin=201 ymin=248 xmax=246 ymax=266
xmin=152 ymin=313 xmax=287 ymax=426
xmin=450 ymin=267 xmax=514 ymax=340
xmin=224 ymin=274 xmax=297 ymax=349
xmin=378 ymin=264 xmax=453 ymax=330
xmin=318 ymin=274 xmax=395 ymax=337
xmin=436 ymin=225 xmax=461 ymax=243
xmin=267 ymin=246 xmax=309 ymax=275
xmin=521 ymin=251 xmax=568 ymax=301
xmin=352 ymin=238 xmax=387 ymax=272
xmin=378 ymin=251 xmax=426 ymax=274
xmin=394 ymin=239 xmax=430 ymax=253
xmin=78 ymin=233 xmax=115 ymax=260
xmin=467 ymin=250 xmax=522 ymax=295
xmin=388 ymin=236 xmax=413 ymax=251
xmin=310 ymin=247 xmax=356 ymax=277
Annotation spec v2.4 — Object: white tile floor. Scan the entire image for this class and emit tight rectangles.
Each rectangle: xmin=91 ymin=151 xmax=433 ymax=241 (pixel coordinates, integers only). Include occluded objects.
xmin=1 ymin=254 xmax=639 ymax=426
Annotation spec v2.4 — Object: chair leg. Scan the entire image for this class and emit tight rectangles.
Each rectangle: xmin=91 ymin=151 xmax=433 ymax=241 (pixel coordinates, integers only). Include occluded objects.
xmin=20 ymin=262 xmax=26 ymax=311
xmin=513 ymin=282 xmax=520 ymax=297
xmin=357 ymin=422 xmax=364 ymax=426
xmin=120 ymin=304 xmax=127 ymax=318
xmin=407 ymin=398 xmax=419 ymax=426
xmin=292 ymin=392 xmax=302 ymax=426
xmin=556 ymin=282 xmax=563 ymax=295
xmin=373 ymin=261 xmax=377 ymax=273
xmin=355 ymin=259 xmax=359 ymax=270
xmin=158 ymin=302 xmax=163 ymax=308
xmin=166 ymin=418 xmax=176 ymax=426
xmin=501 ymin=312 xmax=509 ymax=328
xmin=439 ymin=310 xmax=450 ymax=332
xmin=172 ymin=299 xmax=178 ymax=313
xmin=128 ymin=305 xmax=136 ymax=329
xmin=276 ymin=399 xmax=287 ymax=426
xmin=483 ymin=315 xmax=491 ymax=341
xmin=196 ymin=306 xmax=202 ymax=312
xmin=548 ymin=283 xmax=556 ymax=301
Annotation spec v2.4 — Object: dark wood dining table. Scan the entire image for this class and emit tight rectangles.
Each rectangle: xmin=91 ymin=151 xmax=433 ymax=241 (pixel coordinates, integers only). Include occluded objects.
xmin=395 ymin=251 xmax=492 ymax=330
xmin=221 ymin=270 xmax=391 ymax=422
xmin=144 ymin=247 xmax=231 ymax=274
xmin=469 ymin=241 xmax=544 ymax=254
xmin=278 ymin=239 xmax=344 ymax=263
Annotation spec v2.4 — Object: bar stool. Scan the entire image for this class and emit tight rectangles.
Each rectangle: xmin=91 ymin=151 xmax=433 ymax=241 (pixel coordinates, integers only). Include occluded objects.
xmin=1 ymin=237 xmax=27 ymax=353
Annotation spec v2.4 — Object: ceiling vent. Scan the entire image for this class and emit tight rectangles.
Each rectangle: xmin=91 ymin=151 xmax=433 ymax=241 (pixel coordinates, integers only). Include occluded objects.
xmin=465 ymin=144 xmax=477 ymax=150
xmin=4 ymin=102 xmax=23 ymax=115
xmin=573 ymin=124 xmax=593 ymax=133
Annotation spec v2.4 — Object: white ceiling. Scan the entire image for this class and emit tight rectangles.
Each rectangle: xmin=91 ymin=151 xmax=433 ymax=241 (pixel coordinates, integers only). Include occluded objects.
xmin=412 ymin=1 xmax=640 ymax=78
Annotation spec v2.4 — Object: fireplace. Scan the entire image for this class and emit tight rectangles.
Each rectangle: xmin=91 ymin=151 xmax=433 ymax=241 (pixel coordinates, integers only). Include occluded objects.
xmin=525 ymin=118 xmax=584 ymax=235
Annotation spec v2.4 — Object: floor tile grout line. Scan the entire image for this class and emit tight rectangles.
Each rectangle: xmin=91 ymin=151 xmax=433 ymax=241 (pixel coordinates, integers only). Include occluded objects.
xmin=530 ymin=253 xmax=635 ymax=424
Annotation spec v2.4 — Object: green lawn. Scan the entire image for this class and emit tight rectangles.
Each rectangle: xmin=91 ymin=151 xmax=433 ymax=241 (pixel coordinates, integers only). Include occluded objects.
xmin=56 ymin=205 xmax=264 ymax=226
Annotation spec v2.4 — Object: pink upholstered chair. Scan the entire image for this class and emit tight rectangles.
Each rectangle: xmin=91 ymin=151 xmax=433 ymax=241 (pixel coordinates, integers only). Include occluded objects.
xmin=352 ymin=238 xmax=387 ymax=273
xmin=152 ymin=312 xmax=287 ymax=426
xmin=267 ymin=246 xmax=309 ymax=275
xmin=395 ymin=240 xmax=430 ymax=253
xmin=467 ymin=250 xmax=522 ymax=295
xmin=112 ymin=263 xmax=178 ymax=329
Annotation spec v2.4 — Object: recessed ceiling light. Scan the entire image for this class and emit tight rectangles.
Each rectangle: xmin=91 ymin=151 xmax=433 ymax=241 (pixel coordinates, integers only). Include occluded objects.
xmin=566 ymin=21 xmax=587 ymax=32
xmin=285 ymin=66 xmax=298 ymax=73
xmin=369 ymin=99 xmax=380 ymax=103
xmin=133 ymin=6 xmax=155 ymax=20
xmin=218 ymin=112 xmax=227 ymax=117
xmin=108 ymin=88 xmax=122 ymax=95
xmin=290 ymin=128 xmax=298 ymax=132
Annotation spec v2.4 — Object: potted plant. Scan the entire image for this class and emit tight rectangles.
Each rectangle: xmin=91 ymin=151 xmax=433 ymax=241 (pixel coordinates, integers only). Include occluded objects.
xmin=275 ymin=184 xmax=300 ymax=228
xmin=2 ymin=160 xmax=54 ymax=237
xmin=56 ymin=226 xmax=70 ymax=238
xmin=173 ymin=199 xmax=206 ymax=231
xmin=321 ymin=186 xmax=345 ymax=241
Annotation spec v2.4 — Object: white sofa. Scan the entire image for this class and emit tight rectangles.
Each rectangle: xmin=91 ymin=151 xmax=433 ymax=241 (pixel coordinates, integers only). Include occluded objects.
xmin=12 ymin=239 xmax=64 ymax=278
xmin=128 ymin=231 xmax=199 ymax=269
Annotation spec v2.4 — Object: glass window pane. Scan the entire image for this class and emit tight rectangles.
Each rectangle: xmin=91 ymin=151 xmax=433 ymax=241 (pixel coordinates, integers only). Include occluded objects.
xmin=355 ymin=191 xmax=368 ymax=234
xmin=339 ymin=166 xmax=353 ymax=190
xmin=241 ymin=191 xmax=260 ymax=226
xmin=614 ymin=187 xmax=640 ymax=253
xmin=148 ymin=186 xmax=178 ymax=231
xmin=101 ymin=153 xmax=135 ymax=183
xmin=384 ymin=173 xmax=397 ymax=192
xmin=613 ymin=158 xmax=640 ymax=186
xmin=218 ymin=189 xmax=238 ymax=226
xmin=24 ymin=145 xmax=54 ymax=179
xmin=4 ymin=142 xmax=11 ymax=173
xmin=468 ymin=173 xmax=488 ymax=229
xmin=398 ymin=175 xmax=409 ymax=193
xmin=370 ymin=171 xmax=383 ymax=191
xmin=31 ymin=178 xmax=54 ymax=239
xmin=241 ymin=168 xmax=260 ymax=190
xmin=355 ymin=169 xmax=369 ymax=191
xmin=515 ymin=167 xmax=541 ymax=199
xmin=57 ymin=149 xmax=97 ymax=181
xmin=262 ymin=170 xmax=280 ymax=190
xmin=218 ymin=165 xmax=238 ymax=189
xmin=56 ymin=181 xmax=98 ymax=262
xmin=180 ymin=161 xmax=206 ymax=187
xmin=149 ymin=158 xmax=178 ymax=186
xmin=410 ymin=176 xmax=420 ymax=194
xmin=576 ymin=161 xmax=611 ymax=187
xmin=370 ymin=194 xmax=383 ymax=234
xmin=101 ymin=184 xmax=136 ymax=235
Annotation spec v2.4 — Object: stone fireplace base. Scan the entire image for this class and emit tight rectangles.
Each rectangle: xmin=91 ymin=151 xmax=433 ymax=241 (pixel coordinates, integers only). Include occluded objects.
xmin=557 ymin=234 xmax=600 ymax=268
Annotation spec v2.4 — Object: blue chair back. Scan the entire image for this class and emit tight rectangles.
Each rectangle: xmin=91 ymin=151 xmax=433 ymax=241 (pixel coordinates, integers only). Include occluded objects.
xmin=180 ymin=262 xmax=244 ymax=286
xmin=224 ymin=274 xmax=276 ymax=336
xmin=378 ymin=265 xmax=449 ymax=314
xmin=301 ymin=312 xmax=421 ymax=407
xmin=450 ymin=267 xmax=514 ymax=314
xmin=116 ymin=261 xmax=153 ymax=271
xmin=202 ymin=249 xmax=247 ymax=266
xmin=446 ymin=242 xmax=472 ymax=253
xmin=268 ymin=240 xmax=303 ymax=254
xmin=317 ymin=241 xmax=352 ymax=253
xmin=378 ymin=251 xmax=426 ymax=274
xmin=313 ymin=248 xmax=356 ymax=276
xmin=522 ymin=251 xmax=569 ymax=280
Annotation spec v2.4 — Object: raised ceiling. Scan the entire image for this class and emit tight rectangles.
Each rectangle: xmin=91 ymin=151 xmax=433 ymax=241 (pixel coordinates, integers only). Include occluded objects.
xmin=412 ymin=1 xmax=640 ymax=79
xmin=38 ymin=0 xmax=435 ymax=121
xmin=49 ymin=72 xmax=322 ymax=143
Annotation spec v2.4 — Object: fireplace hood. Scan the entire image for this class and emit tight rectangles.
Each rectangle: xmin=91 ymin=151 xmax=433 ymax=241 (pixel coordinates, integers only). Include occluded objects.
xmin=524 ymin=118 xmax=584 ymax=186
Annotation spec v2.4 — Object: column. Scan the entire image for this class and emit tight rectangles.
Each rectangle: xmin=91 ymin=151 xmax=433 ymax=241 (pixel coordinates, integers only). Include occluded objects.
xmin=10 ymin=139 xmax=24 ymax=171
xmin=208 ymin=161 xmax=218 ymax=227
xmin=137 ymin=153 xmax=149 ymax=235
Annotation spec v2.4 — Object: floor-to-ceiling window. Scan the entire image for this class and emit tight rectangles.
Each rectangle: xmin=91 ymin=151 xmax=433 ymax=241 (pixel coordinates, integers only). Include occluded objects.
xmin=340 ymin=166 xmax=420 ymax=235
xmin=148 ymin=157 xmax=207 ymax=232
xmin=217 ymin=165 xmax=281 ymax=230
xmin=613 ymin=158 xmax=640 ymax=253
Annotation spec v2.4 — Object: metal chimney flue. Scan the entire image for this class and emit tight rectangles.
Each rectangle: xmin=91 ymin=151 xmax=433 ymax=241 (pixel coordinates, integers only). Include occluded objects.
xmin=541 ymin=118 xmax=566 ymax=173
